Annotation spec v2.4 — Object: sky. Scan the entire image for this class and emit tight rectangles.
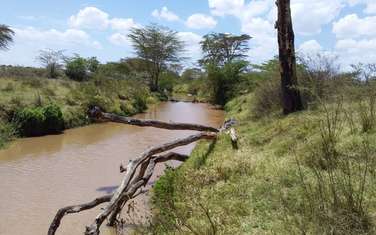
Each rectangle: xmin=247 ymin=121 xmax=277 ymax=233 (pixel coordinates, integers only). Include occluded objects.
xmin=0 ymin=0 xmax=375 ymax=69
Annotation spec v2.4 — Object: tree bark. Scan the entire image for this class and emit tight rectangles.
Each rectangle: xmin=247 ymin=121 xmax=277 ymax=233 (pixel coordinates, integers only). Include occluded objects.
xmin=84 ymin=132 xmax=217 ymax=235
xmin=49 ymin=111 xmax=237 ymax=235
xmin=276 ymin=0 xmax=303 ymax=115
xmin=88 ymin=107 xmax=220 ymax=133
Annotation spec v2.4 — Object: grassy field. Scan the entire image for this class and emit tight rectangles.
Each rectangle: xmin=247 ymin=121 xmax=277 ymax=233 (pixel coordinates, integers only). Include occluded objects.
xmin=151 ymin=87 xmax=376 ymax=234
xmin=0 ymin=76 xmax=158 ymax=148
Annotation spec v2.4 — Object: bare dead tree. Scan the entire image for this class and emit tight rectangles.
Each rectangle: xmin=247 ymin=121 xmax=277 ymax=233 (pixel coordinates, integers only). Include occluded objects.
xmin=48 ymin=107 xmax=237 ymax=235
xmin=275 ymin=0 xmax=304 ymax=114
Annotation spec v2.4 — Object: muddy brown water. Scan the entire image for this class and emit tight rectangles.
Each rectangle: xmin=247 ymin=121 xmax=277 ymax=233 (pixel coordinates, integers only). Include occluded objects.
xmin=0 ymin=102 xmax=224 ymax=235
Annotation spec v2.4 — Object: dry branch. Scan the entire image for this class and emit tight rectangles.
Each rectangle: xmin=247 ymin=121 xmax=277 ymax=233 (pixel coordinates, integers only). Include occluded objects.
xmin=49 ymin=109 xmax=237 ymax=235
xmin=48 ymin=152 xmax=191 ymax=235
xmin=229 ymin=128 xmax=238 ymax=149
xmin=88 ymin=106 xmax=219 ymax=133
xmin=48 ymin=195 xmax=112 ymax=235
xmin=85 ymin=132 xmax=216 ymax=235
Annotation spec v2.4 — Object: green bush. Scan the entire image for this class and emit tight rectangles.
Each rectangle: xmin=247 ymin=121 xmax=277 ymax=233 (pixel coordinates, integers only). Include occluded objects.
xmin=0 ymin=121 xmax=17 ymax=148
xmin=43 ymin=104 xmax=64 ymax=133
xmin=13 ymin=107 xmax=45 ymax=136
xmin=65 ymin=57 xmax=88 ymax=81
xmin=132 ymin=94 xmax=148 ymax=112
xmin=86 ymin=94 xmax=112 ymax=112
xmin=13 ymin=104 xmax=64 ymax=137
xmin=206 ymin=61 xmax=248 ymax=105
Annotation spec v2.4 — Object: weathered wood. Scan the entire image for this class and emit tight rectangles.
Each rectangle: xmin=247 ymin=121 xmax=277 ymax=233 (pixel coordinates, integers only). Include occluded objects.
xmin=229 ymin=128 xmax=238 ymax=149
xmin=49 ymin=110 xmax=237 ymax=235
xmin=84 ymin=132 xmax=217 ymax=235
xmin=119 ymin=152 xmax=189 ymax=173
xmin=48 ymin=152 xmax=191 ymax=235
xmin=107 ymin=152 xmax=189 ymax=226
xmin=88 ymin=106 xmax=220 ymax=133
xmin=48 ymin=195 xmax=112 ymax=235
xmin=276 ymin=0 xmax=303 ymax=114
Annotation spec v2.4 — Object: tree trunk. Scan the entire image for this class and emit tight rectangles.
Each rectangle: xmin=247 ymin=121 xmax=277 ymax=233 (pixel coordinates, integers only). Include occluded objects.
xmin=49 ymin=110 xmax=238 ymax=235
xmin=276 ymin=0 xmax=303 ymax=115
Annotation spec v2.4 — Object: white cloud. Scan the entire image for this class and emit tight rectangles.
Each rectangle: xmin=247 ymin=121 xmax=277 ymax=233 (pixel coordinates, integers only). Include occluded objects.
xmin=333 ymin=14 xmax=376 ymax=38
xmin=298 ymin=40 xmax=323 ymax=54
xmin=69 ymin=7 xmax=109 ymax=29
xmin=347 ymin=0 xmax=376 ymax=14
xmin=152 ymin=7 xmax=180 ymax=22
xmin=69 ymin=6 xmax=137 ymax=33
xmin=13 ymin=27 xmax=100 ymax=48
xmin=108 ymin=33 xmax=130 ymax=46
xmin=208 ymin=0 xmax=245 ymax=16
xmin=110 ymin=18 xmax=138 ymax=32
xmin=291 ymin=0 xmax=344 ymax=35
xmin=186 ymin=14 xmax=217 ymax=29
xmin=206 ymin=0 xmax=352 ymax=64
xmin=177 ymin=32 xmax=203 ymax=63
xmin=335 ymin=38 xmax=376 ymax=67
xmin=0 ymin=27 xmax=102 ymax=66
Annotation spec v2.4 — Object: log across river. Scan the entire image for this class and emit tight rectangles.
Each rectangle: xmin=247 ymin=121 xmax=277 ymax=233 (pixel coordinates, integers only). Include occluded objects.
xmin=0 ymin=102 xmax=224 ymax=235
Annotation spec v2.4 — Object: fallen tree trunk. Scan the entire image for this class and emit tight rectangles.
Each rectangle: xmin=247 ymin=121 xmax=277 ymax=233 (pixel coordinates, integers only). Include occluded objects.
xmin=48 ymin=152 xmax=189 ymax=235
xmin=49 ymin=108 xmax=236 ymax=235
xmin=88 ymin=106 xmax=220 ymax=133
xmin=85 ymin=132 xmax=217 ymax=235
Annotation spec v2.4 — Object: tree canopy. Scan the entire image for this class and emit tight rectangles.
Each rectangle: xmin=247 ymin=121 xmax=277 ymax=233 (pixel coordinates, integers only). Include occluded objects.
xmin=200 ymin=33 xmax=251 ymax=66
xmin=36 ymin=49 xmax=65 ymax=78
xmin=128 ymin=24 xmax=184 ymax=91
xmin=0 ymin=24 xmax=15 ymax=50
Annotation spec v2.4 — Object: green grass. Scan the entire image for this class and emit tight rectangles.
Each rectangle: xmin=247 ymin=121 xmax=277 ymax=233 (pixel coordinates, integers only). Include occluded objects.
xmin=151 ymin=92 xmax=376 ymax=234
xmin=0 ymin=77 xmax=158 ymax=147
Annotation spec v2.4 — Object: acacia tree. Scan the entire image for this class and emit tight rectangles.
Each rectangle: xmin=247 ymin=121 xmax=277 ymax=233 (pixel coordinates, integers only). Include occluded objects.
xmin=0 ymin=24 xmax=14 ymax=50
xmin=36 ymin=49 xmax=65 ymax=78
xmin=200 ymin=33 xmax=251 ymax=105
xmin=128 ymin=24 xmax=184 ymax=91
xmin=276 ymin=0 xmax=303 ymax=114
xmin=200 ymin=33 xmax=251 ymax=66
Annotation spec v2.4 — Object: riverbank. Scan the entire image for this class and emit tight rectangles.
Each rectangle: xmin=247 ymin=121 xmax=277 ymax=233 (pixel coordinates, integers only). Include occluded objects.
xmin=151 ymin=91 xmax=376 ymax=234
xmin=0 ymin=76 xmax=158 ymax=148
xmin=0 ymin=101 xmax=223 ymax=235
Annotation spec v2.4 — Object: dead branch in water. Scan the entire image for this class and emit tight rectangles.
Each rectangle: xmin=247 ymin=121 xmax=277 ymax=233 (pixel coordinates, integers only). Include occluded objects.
xmin=48 ymin=152 xmax=190 ymax=235
xmin=85 ymin=132 xmax=217 ymax=235
xmin=49 ymin=108 xmax=237 ymax=235
xmin=88 ymin=106 xmax=220 ymax=133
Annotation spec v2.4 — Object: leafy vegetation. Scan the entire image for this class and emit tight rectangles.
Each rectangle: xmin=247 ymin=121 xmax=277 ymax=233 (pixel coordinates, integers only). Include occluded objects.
xmin=151 ymin=57 xmax=376 ymax=234
xmin=128 ymin=24 xmax=184 ymax=91
xmin=0 ymin=24 xmax=14 ymax=50
xmin=65 ymin=56 xmax=99 ymax=81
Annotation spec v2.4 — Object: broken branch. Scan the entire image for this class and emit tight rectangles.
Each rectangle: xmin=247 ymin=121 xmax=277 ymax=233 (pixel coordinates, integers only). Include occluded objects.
xmin=88 ymin=106 xmax=220 ymax=133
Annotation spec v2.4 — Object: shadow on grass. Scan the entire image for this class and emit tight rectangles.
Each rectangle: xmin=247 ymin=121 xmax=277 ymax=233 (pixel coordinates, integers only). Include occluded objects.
xmin=193 ymin=139 xmax=217 ymax=169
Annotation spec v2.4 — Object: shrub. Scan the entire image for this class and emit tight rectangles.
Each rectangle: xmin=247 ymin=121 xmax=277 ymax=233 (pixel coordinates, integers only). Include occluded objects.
xmin=0 ymin=121 xmax=17 ymax=148
xmin=252 ymin=77 xmax=281 ymax=118
xmin=159 ymin=71 xmax=178 ymax=94
xmin=65 ymin=57 xmax=88 ymax=81
xmin=206 ymin=61 xmax=248 ymax=105
xmin=13 ymin=107 xmax=45 ymax=136
xmin=43 ymin=104 xmax=64 ymax=133
xmin=120 ymin=101 xmax=137 ymax=116
xmin=132 ymin=94 xmax=148 ymax=113
xmin=13 ymin=104 xmax=64 ymax=137
xmin=291 ymin=99 xmax=376 ymax=234
xmin=63 ymin=106 xmax=89 ymax=129
xmin=85 ymin=94 xmax=113 ymax=112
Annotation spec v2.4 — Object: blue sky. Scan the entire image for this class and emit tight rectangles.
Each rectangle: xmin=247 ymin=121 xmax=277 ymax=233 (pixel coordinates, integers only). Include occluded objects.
xmin=0 ymin=0 xmax=375 ymax=69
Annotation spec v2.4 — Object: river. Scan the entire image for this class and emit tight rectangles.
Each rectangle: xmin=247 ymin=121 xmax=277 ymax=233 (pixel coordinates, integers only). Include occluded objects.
xmin=0 ymin=102 xmax=224 ymax=235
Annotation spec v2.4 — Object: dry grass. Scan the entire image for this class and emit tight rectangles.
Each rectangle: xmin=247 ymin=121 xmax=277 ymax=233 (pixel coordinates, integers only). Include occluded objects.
xmin=150 ymin=89 xmax=376 ymax=234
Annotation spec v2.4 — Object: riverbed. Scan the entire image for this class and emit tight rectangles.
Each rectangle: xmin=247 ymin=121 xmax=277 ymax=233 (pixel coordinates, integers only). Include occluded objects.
xmin=0 ymin=102 xmax=224 ymax=235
